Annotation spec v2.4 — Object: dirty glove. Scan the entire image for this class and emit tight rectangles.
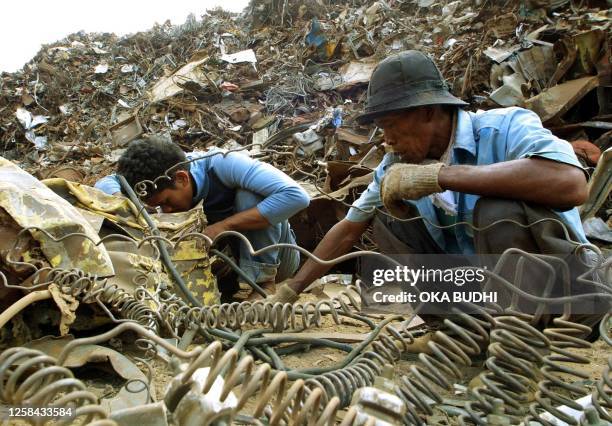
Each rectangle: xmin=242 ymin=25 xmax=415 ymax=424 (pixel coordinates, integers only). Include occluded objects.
xmin=380 ymin=163 xmax=445 ymax=218
xmin=264 ymin=282 xmax=299 ymax=305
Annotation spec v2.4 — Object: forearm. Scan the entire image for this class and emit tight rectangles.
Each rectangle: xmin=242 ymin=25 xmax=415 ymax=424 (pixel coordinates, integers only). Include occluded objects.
xmin=438 ymin=158 xmax=587 ymax=209
xmin=217 ymin=207 xmax=271 ymax=231
xmin=289 ymin=219 xmax=369 ymax=294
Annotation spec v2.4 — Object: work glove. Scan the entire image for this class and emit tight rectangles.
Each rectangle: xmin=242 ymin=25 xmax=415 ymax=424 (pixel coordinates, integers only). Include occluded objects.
xmin=380 ymin=162 xmax=445 ymax=218
xmin=264 ymin=282 xmax=299 ymax=305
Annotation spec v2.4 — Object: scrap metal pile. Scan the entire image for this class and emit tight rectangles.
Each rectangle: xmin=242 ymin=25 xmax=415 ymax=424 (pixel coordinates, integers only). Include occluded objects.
xmin=0 ymin=0 xmax=611 ymax=425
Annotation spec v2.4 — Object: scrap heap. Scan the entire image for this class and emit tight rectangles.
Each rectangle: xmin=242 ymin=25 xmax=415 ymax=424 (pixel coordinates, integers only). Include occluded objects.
xmin=0 ymin=0 xmax=610 ymax=425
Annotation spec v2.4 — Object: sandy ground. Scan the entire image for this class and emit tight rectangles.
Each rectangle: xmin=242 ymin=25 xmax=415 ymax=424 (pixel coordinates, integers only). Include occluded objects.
xmin=141 ymin=310 xmax=610 ymax=425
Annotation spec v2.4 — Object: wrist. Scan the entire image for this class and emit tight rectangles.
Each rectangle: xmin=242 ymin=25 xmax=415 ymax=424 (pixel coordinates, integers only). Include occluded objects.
xmin=216 ymin=219 xmax=233 ymax=232
xmin=437 ymin=165 xmax=453 ymax=190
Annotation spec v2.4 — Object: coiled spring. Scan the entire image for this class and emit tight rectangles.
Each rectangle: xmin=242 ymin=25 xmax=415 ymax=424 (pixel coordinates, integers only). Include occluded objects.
xmin=0 ymin=347 xmax=115 ymax=426
xmin=461 ymin=313 xmax=550 ymax=425
xmin=159 ymin=284 xmax=363 ymax=332
xmin=306 ymin=321 xmax=412 ymax=407
xmin=396 ymin=305 xmax=496 ymax=425
xmin=169 ymin=340 xmax=341 ymax=425
xmin=47 ymin=268 xmax=158 ymax=334
xmin=526 ymin=315 xmax=593 ymax=425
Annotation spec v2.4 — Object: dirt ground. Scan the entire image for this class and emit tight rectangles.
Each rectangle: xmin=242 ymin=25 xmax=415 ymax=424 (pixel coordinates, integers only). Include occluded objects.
xmin=137 ymin=308 xmax=610 ymax=424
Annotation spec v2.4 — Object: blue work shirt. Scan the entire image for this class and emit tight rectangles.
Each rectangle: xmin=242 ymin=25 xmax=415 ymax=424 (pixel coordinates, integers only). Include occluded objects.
xmin=95 ymin=149 xmax=310 ymax=225
xmin=346 ymin=107 xmax=589 ymax=254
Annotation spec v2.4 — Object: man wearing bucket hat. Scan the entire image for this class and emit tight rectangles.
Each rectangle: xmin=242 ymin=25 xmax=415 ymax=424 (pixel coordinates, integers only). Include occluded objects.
xmin=270 ymin=50 xmax=593 ymax=311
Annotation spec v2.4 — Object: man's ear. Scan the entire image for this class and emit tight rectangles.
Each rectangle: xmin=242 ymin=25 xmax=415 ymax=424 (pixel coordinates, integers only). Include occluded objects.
xmin=174 ymin=170 xmax=190 ymax=188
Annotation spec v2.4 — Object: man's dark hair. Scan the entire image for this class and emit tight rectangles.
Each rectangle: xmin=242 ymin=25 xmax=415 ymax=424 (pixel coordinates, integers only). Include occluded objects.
xmin=117 ymin=136 xmax=189 ymax=196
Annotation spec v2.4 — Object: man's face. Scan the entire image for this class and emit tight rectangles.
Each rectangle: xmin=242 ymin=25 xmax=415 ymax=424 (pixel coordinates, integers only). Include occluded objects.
xmin=144 ymin=171 xmax=193 ymax=213
xmin=374 ymin=109 xmax=434 ymax=163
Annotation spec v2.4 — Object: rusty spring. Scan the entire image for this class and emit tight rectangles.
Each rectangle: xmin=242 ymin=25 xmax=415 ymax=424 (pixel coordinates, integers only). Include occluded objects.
xmin=304 ymin=317 xmax=413 ymax=408
xmin=0 ymin=322 xmax=343 ymax=426
xmin=591 ymin=313 xmax=612 ymax=422
xmin=169 ymin=340 xmax=342 ymax=425
xmin=525 ymin=315 xmax=593 ymax=425
xmin=394 ymin=248 xmax=611 ymax=425
xmin=397 ymin=304 xmax=496 ymax=425
xmin=460 ymin=252 xmax=567 ymax=424
xmin=0 ymin=347 xmax=116 ymax=426
xmin=157 ymin=283 xmax=363 ymax=332
xmin=46 ymin=268 xmax=158 ymax=334
xmin=2 ymin=266 xmax=159 ymax=335
xmin=461 ymin=313 xmax=550 ymax=425
xmin=158 ymin=290 xmax=417 ymax=411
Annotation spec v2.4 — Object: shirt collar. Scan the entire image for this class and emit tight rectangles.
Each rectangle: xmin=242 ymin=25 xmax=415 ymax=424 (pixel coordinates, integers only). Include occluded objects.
xmin=452 ymin=109 xmax=477 ymax=157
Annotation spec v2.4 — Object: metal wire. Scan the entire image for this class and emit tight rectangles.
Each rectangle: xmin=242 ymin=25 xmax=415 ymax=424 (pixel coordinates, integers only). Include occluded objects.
xmin=158 ymin=284 xmax=362 ymax=332
xmin=0 ymin=347 xmax=115 ymax=426
xmin=462 ymin=314 xmax=550 ymax=425
xmin=1 ymin=204 xmax=610 ymax=425
xmin=397 ymin=304 xmax=496 ymax=425
xmin=528 ymin=315 xmax=595 ymax=425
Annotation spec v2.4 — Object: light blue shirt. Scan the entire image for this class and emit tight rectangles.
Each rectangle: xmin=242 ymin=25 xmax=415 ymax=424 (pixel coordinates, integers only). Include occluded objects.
xmin=346 ymin=107 xmax=588 ymax=254
xmin=95 ymin=149 xmax=310 ymax=225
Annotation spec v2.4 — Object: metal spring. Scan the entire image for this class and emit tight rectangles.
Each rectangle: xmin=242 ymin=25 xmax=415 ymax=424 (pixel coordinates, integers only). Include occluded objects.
xmin=461 ymin=314 xmax=550 ymax=425
xmin=48 ymin=268 xmax=159 ymax=334
xmin=0 ymin=347 xmax=115 ymax=426
xmin=171 ymin=340 xmax=341 ymax=425
xmin=158 ymin=284 xmax=363 ymax=332
xmin=591 ymin=313 xmax=612 ymax=422
xmin=527 ymin=315 xmax=593 ymax=425
xmin=396 ymin=306 xmax=496 ymax=425
xmin=305 ymin=322 xmax=413 ymax=408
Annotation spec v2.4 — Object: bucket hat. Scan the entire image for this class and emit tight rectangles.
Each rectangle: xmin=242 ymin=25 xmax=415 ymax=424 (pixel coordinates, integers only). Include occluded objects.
xmin=356 ymin=50 xmax=468 ymax=124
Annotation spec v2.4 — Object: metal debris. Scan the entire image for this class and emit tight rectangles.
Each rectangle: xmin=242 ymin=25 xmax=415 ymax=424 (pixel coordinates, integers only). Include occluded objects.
xmin=0 ymin=1 xmax=610 ymax=425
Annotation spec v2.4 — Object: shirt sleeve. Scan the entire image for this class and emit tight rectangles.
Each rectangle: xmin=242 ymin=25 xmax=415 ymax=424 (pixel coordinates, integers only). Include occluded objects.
xmin=345 ymin=153 xmax=397 ymax=223
xmin=504 ymin=108 xmax=585 ymax=171
xmin=94 ymin=174 xmax=122 ymax=195
xmin=212 ymin=152 xmax=310 ymax=225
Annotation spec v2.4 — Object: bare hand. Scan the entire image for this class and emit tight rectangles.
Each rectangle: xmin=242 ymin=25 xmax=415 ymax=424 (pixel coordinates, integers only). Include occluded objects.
xmin=203 ymin=222 xmax=229 ymax=242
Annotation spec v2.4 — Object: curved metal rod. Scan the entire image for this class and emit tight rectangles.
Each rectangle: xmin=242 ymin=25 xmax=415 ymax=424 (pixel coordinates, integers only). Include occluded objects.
xmin=118 ymin=174 xmax=202 ymax=307
xmin=57 ymin=322 xmax=203 ymax=365
xmin=210 ymin=249 xmax=268 ymax=298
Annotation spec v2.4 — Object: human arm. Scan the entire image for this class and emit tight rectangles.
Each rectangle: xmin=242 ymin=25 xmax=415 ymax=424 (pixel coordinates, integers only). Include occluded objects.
xmin=203 ymin=207 xmax=270 ymax=240
xmin=277 ymin=156 xmax=396 ymax=298
xmin=382 ymin=108 xmax=588 ymax=212
xmin=212 ymin=152 xmax=310 ymax=225
xmin=285 ymin=218 xmax=369 ymax=295
xmin=438 ymin=157 xmax=587 ymax=210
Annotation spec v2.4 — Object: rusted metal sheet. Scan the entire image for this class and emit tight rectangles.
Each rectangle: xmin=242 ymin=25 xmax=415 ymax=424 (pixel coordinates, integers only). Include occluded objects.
xmin=44 ymin=178 xmax=219 ymax=305
xmin=25 ymin=335 xmax=152 ymax=411
xmin=524 ymin=76 xmax=599 ymax=124
xmin=0 ymin=158 xmax=114 ymax=276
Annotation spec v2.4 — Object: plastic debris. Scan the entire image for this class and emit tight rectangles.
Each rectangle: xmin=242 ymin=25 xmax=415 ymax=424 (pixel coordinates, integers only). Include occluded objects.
xmin=220 ymin=49 xmax=257 ymax=64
